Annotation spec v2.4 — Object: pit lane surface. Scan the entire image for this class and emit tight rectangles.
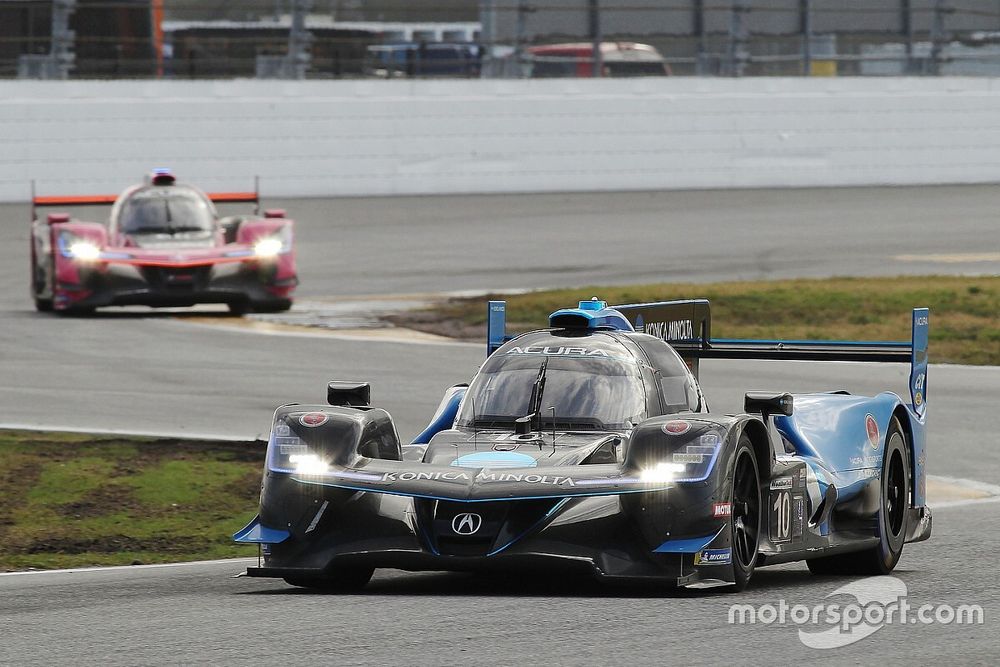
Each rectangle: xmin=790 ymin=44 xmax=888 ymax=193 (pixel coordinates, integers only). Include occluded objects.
xmin=1 ymin=186 xmax=998 ymax=664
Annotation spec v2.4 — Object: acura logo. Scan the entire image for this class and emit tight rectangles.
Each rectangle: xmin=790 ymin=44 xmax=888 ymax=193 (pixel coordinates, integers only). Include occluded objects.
xmin=451 ymin=512 xmax=483 ymax=535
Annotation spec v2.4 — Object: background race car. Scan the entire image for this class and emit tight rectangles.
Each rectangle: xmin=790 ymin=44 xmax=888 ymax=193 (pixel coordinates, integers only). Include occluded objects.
xmin=30 ymin=169 xmax=297 ymax=314
xmin=236 ymin=298 xmax=930 ymax=592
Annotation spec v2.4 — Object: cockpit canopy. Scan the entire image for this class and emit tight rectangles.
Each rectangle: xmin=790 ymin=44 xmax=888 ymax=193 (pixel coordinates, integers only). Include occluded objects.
xmin=456 ymin=331 xmax=649 ymax=431
xmin=117 ymin=186 xmax=216 ymax=235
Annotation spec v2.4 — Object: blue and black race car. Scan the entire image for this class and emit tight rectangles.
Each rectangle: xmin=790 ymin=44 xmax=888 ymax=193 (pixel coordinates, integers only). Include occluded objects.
xmin=235 ymin=298 xmax=931 ymax=592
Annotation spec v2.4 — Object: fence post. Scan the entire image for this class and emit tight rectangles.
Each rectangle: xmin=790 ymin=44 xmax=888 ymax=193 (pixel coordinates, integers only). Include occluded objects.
xmin=800 ymin=0 xmax=812 ymax=76
xmin=694 ymin=0 xmax=707 ymax=75
xmin=929 ymin=0 xmax=949 ymax=75
xmin=285 ymin=0 xmax=313 ymax=79
xmin=589 ymin=0 xmax=603 ymax=77
xmin=479 ymin=0 xmax=498 ymax=78
xmin=728 ymin=0 xmax=750 ymax=77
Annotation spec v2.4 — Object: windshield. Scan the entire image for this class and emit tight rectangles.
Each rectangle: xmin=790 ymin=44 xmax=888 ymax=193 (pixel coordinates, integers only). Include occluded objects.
xmin=456 ymin=344 xmax=647 ymax=431
xmin=119 ymin=189 xmax=214 ymax=234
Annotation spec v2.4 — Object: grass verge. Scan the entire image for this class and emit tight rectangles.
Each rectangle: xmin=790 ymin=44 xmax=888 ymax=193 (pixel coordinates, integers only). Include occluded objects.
xmin=0 ymin=430 xmax=263 ymax=571
xmin=389 ymin=275 xmax=1000 ymax=365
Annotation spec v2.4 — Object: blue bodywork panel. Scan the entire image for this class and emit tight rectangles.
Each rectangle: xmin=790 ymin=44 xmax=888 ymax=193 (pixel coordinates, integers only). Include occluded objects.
xmin=233 ymin=515 xmax=290 ymax=544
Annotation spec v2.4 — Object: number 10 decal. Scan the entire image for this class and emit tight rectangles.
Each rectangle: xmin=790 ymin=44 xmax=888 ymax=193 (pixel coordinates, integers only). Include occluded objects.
xmin=769 ymin=488 xmax=804 ymax=543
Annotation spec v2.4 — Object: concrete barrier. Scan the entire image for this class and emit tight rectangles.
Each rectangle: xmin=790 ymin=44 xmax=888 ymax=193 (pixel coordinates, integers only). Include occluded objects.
xmin=3 ymin=77 xmax=1000 ymax=202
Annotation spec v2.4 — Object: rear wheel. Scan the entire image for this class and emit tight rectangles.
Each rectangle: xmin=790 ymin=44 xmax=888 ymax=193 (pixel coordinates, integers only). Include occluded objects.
xmin=807 ymin=417 xmax=909 ymax=576
xmin=284 ymin=566 xmax=374 ymax=592
xmin=729 ymin=436 xmax=761 ymax=591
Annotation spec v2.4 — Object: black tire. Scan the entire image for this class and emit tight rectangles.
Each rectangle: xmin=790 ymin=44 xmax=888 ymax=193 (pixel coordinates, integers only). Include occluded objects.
xmin=284 ymin=567 xmax=374 ymax=592
xmin=57 ymin=306 xmax=96 ymax=317
xmin=252 ymin=299 xmax=293 ymax=314
xmin=729 ymin=436 xmax=762 ymax=591
xmin=227 ymin=301 xmax=250 ymax=316
xmin=31 ymin=244 xmax=53 ymax=312
xmin=807 ymin=417 xmax=909 ymax=576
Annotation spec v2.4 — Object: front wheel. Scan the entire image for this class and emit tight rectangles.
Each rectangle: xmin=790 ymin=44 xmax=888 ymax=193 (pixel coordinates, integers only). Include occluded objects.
xmin=807 ymin=417 xmax=910 ymax=576
xmin=284 ymin=566 xmax=374 ymax=592
xmin=729 ymin=436 xmax=761 ymax=591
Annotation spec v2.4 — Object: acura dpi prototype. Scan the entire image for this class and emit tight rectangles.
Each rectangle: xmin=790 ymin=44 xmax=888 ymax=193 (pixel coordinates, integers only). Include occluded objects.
xmin=30 ymin=169 xmax=297 ymax=314
xmin=236 ymin=298 xmax=931 ymax=592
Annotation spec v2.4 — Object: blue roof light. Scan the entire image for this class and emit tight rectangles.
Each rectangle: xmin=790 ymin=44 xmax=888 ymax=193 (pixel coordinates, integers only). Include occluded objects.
xmin=549 ymin=297 xmax=634 ymax=332
xmin=578 ymin=297 xmax=607 ymax=311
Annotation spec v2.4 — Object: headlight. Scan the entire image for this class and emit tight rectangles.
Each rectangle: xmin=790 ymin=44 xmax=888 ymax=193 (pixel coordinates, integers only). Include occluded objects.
xmin=253 ymin=226 xmax=292 ymax=259
xmin=288 ymin=453 xmax=330 ymax=475
xmin=640 ymin=462 xmax=687 ymax=484
xmin=68 ymin=241 xmax=101 ymax=260
xmin=254 ymin=237 xmax=284 ymax=258
xmin=59 ymin=235 xmax=102 ymax=261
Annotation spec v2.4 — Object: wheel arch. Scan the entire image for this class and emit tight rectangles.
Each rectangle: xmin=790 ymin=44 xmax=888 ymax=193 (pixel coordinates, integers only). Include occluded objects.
xmin=891 ymin=404 xmax=916 ymax=507
xmin=737 ymin=418 xmax=772 ymax=487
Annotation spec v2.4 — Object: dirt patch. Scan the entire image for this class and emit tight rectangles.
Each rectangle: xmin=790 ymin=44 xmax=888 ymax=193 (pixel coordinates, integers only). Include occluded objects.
xmin=114 ymin=439 xmax=265 ymax=474
xmin=23 ymin=534 xmax=208 ymax=555
xmin=224 ymin=469 xmax=263 ymax=503
xmin=383 ymin=308 xmax=481 ymax=340
xmin=56 ymin=484 xmax=140 ymax=519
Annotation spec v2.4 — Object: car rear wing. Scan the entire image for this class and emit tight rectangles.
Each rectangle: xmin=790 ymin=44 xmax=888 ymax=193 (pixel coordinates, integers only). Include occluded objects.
xmin=486 ymin=298 xmax=929 ymax=417
xmin=30 ymin=178 xmax=261 ymax=221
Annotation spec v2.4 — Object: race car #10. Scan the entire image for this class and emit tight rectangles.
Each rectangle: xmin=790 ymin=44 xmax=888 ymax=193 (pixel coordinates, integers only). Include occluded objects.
xmin=236 ymin=297 xmax=930 ymax=592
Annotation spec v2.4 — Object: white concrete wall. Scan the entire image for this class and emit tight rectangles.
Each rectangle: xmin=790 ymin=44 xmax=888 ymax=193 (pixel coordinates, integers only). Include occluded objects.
xmin=3 ymin=77 xmax=1000 ymax=203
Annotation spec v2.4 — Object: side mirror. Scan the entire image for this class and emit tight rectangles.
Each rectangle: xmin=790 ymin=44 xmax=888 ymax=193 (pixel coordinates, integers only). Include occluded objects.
xmin=263 ymin=209 xmax=287 ymax=219
xmin=328 ymin=381 xmax=370 ymax=407
xmin=47 ymin=212 xmax=71 ymax=224
xmin=744 ymin=392 xmax=793 ymax=417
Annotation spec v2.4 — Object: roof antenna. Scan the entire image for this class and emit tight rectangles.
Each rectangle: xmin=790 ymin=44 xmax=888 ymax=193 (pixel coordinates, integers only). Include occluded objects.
xmin=549 ymin=406 xmax=556 ymax=454
xmin=471 ymin=393 xmax=478 ymax=452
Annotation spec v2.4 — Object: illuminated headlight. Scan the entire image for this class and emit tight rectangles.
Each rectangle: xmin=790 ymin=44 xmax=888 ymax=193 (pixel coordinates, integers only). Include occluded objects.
xmin=288 ymin=453 xmax=330 ymax=475
xmin=254 ymin=237 xmax=284 ymax=258
xmin=640 ymin=462 xmax=687 ymax=484
xmin=65 ymin=240 xmax=101 ymax=261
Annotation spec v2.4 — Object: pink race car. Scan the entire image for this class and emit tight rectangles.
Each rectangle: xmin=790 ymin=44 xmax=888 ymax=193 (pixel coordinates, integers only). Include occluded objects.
xmin=30 ymin=169 xmax=297 ymax=315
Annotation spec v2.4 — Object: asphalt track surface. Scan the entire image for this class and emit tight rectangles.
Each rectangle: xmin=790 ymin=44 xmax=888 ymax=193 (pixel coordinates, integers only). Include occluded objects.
xmin=1 ymin=186 xmax=999 ymax=665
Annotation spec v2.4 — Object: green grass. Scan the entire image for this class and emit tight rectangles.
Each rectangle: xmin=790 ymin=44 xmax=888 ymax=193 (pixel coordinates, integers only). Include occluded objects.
xmin=393 ymin=275 xmax=1000 ymax=365
xmin=0 ymin=430 xmax=264 ymax=571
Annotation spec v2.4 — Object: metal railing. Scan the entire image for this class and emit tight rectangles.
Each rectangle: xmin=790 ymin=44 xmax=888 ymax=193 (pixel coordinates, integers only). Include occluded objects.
xmin=4 ymin=1 xmax=1000 ymax=79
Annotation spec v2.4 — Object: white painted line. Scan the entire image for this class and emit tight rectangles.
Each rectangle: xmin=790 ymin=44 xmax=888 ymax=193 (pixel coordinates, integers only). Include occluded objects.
xmin=0 ymin=423 xmax=263 ymax=442
xmin=173 ymin=318 xmax=481 ymax=347
xmin=927 ymin=474 xmax=1000 ymax=509
xmin=895 ymin=252 xmax=1000 ymax=263
xmin=0 ymin=557 xmax=258 ymax=577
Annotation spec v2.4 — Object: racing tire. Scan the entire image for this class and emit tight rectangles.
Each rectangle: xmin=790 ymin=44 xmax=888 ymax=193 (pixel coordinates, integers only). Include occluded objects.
xmin=251 ymin=299 xmax=293 ymax=314
xmin=227 ymin=301 xmax=250 ymax=316
xmin=31 ymin=244 xmax=53 ymax=312
xmin=57 ymin=306 xmax=96 ymax=317
xmin=807 ymin=417 xmax=910 ymax=576
xmin=729 ymin=435 xmax=762 ymax=592
xmin=284 ymin=567 xmax=374 ymax=592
